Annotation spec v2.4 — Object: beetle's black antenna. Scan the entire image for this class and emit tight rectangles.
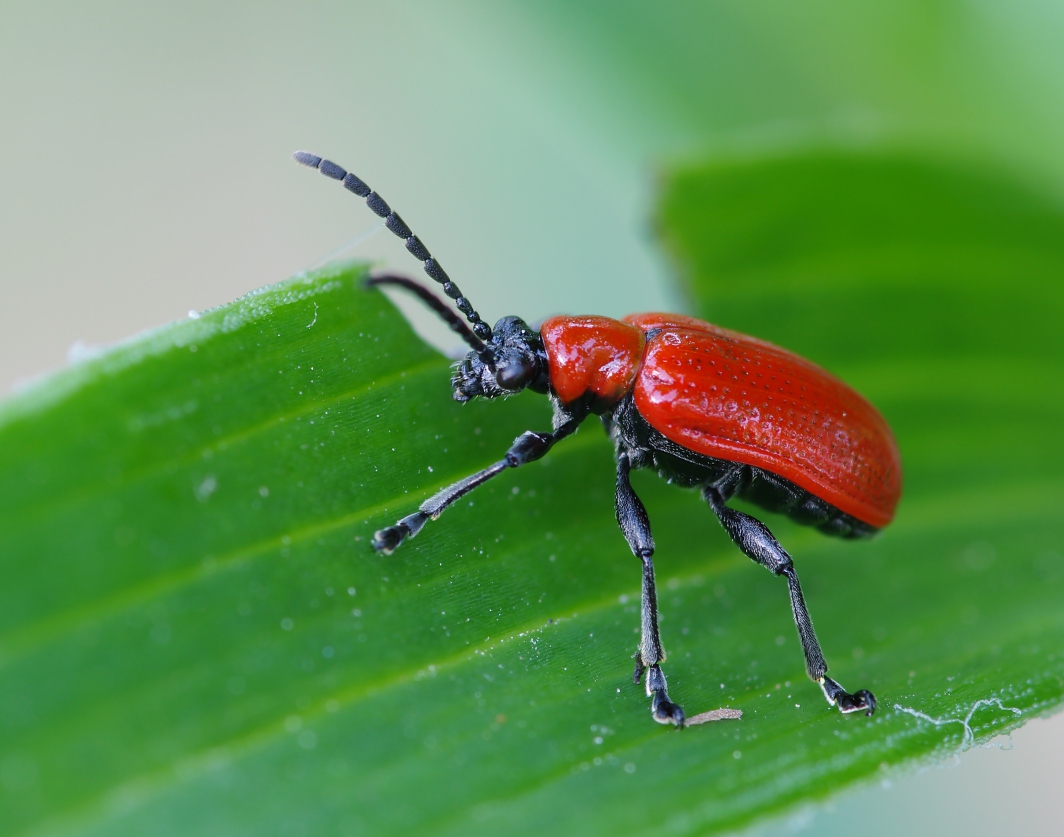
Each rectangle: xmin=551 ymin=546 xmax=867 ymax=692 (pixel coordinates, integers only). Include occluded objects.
xmin=366 ymin=274 xmax=486 ymax=353
xmin=294 ymin=151 xmax=493 ymax=343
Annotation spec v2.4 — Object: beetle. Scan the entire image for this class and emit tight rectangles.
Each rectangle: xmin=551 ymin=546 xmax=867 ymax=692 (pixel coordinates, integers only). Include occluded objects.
xmin=294 ymin=150 xmax=902 ymax=727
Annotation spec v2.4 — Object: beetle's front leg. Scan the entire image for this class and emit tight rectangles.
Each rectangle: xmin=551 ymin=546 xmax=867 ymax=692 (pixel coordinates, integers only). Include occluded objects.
xmin=371 ymin=417 xmax=581 ymax=554
xmin=616 ymin=450 xmax=685 ymax=727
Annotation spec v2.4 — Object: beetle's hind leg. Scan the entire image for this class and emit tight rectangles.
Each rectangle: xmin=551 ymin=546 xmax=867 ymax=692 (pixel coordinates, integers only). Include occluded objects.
xmin=703 ymin=487 xmax=876 ymax=717
xmin=616 ymin=451 xmax=685 ymax=727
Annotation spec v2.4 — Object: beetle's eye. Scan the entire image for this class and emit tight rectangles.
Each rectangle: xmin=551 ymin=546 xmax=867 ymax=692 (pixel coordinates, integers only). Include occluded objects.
xmin=495 ymin=357 xmax=534 ymax=391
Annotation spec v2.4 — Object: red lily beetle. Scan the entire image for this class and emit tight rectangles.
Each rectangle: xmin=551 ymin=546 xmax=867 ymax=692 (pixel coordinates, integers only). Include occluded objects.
xmin=295 ymin=151 xmax=902 ymax=726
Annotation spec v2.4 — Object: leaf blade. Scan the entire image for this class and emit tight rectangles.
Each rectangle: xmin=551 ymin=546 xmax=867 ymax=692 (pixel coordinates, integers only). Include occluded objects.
xmin=4 ymin=150 xmax=1064 ymax=836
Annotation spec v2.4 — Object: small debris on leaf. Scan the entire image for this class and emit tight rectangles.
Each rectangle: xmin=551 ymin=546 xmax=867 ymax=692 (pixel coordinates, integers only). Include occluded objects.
xmin=684 ymin=707 xmax=743 ymax=726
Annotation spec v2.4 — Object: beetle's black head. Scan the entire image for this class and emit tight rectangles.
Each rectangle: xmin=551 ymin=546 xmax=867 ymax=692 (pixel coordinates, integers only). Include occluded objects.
xmin=453 ymin=316 xmax=550 ymax=402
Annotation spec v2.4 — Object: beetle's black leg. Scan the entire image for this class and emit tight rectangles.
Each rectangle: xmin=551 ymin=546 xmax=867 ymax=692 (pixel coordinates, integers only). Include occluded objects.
xmin=703 ymin=487 xmax=876 ymax=716
xmin=372 ymin=417 xmax=582 ymax=553
xmin=616 ymin=450 xmax=685 ymax=727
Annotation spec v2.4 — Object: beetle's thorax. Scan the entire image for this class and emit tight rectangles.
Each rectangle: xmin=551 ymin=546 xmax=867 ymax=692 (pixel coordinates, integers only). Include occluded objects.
xmin=541 ymin=315 xmax=645 ymax=411
xmin=452 ymin=315 xmax=550 ymax=402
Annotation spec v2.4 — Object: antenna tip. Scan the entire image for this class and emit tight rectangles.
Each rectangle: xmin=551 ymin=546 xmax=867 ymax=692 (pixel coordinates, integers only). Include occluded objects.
xmin=293 ymin=150 xmax=322 ymax=169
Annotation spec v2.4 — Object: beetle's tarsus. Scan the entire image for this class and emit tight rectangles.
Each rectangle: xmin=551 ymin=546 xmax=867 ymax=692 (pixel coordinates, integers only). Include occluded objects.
xmin=371 ymin=511 xmax=428 ymax=554
xmin=821 ymin=676 xmax=876 ymax=716
xmin=645 ymin=664 xmax=685 ymax=727
xmin=651 ymin=691 xmax=686 ymax=727
xmin=370 ymin=525 xmax=406 ymax=554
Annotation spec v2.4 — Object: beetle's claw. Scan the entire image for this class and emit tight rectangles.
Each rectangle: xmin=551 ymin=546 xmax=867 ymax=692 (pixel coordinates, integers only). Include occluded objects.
xmin=821 ymin=676 xmax=876 ymax=717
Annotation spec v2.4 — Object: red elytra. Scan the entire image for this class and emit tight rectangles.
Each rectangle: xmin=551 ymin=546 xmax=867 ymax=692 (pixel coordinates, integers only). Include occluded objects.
xmin=542 ymin=313 xmax=901 ymax=529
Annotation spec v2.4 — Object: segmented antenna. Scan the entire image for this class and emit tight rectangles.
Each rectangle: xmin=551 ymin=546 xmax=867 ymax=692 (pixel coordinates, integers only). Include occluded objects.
xmin=293 ymin=151 xmax=493 ymax=342
xmin=366 ymin=274 xmax=486 ymax=353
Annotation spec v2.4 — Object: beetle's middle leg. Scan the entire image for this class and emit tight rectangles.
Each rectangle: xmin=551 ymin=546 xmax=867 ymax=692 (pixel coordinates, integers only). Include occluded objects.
xmin=702 ymin=486 xmax=875 ymax=716
xmin=615 ymin=450 xmax=685 ymax=727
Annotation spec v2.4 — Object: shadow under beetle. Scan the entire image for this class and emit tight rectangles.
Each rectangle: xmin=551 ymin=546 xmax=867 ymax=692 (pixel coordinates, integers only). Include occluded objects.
xmin=295 ymin=150 xmax=902 ymax=727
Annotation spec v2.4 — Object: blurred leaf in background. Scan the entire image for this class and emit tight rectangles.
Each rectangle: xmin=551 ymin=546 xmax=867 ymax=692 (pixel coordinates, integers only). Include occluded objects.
xmin=9 ymin=1 xmax=1064 ymax=391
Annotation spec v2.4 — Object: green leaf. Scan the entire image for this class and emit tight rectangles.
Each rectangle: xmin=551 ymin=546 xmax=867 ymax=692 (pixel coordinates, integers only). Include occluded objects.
xmin=3 ymin=149 xmax=1064 ymax=837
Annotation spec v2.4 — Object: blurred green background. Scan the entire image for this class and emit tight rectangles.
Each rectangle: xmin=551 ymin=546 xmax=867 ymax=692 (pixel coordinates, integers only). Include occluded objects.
xmin=2 ymin=2 xmax=1063 ymax=834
